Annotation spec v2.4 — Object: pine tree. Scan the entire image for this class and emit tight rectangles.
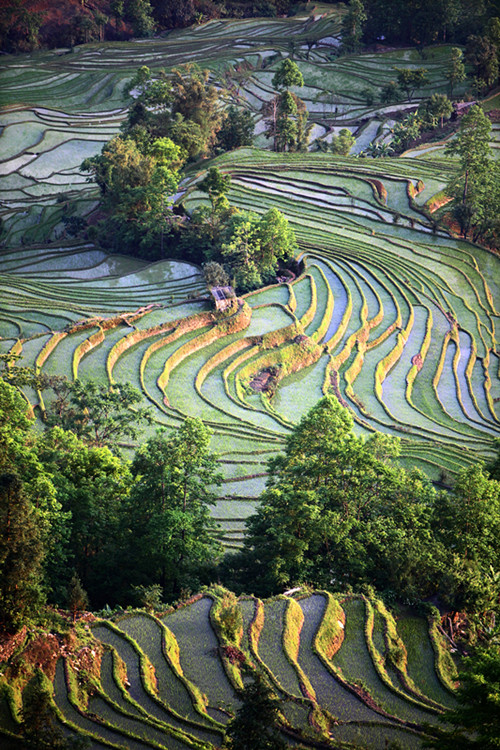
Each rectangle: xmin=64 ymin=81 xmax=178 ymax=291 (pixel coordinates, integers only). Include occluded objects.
xmin=224 ymin=674 xmax=286 ymax=750
xmin=0 ymin=473 xmax=44 ymax=633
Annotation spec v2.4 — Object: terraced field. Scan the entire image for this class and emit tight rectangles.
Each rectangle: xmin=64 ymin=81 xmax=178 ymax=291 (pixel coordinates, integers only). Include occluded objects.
xmin=1 ymin=10 xmax=499 ymax=551
xmin=0 ymin=590 xmax=459 ymax=748
xmin=2 ymin=145 xmax=498 ymax=545
xmin=0 ymin=6 xmax=468 ymax=245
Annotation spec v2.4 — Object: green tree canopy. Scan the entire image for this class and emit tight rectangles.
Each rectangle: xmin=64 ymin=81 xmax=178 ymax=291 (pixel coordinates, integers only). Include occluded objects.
xmin=394 ymin=67 xmax=430 ymax=101
xmin=424 ymin=649 xmax=500 ymax=749
xmin=46 ymin=379 xmax=152 ymax=450
xmin=123 ymin=419 xmax=222 ymax=599
xmin=272 ymin=59 xmax=304 ymax=90
xmin=224 ymin=674 xmax=286 ymax=750
xmin=341 ymin=0 xmax=367 ymax=53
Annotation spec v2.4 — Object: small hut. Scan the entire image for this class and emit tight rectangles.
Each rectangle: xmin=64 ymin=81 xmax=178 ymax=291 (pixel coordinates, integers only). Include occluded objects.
xmin=210 ymin=286 xmax=236 ymax=312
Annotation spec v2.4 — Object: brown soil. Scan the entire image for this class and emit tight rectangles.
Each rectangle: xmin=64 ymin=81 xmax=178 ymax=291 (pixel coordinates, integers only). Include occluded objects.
xmin=249 ymin=366 xmax=279 ymax=392
xmin=411 ymin=353 xmax=423 ymax=371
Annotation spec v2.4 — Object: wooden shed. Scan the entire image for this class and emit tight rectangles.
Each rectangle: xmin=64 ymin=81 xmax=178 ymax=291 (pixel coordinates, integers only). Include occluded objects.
xmin=210 ymin=286 xmax=236 ymax=311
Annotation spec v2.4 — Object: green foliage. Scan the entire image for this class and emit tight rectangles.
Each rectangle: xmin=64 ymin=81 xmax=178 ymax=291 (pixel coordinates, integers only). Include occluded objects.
xmin=267 ymin=60 xmax=309 ymax=153
xmin=391 ymin=113 xmax=422 ymax=151
xmin=424 ymin=649 xmax=500 ymax=749
xmin=0 ymin=473 xmax=45 ymax=633
xmin=170 ymin=63 xmax=228 ymax=158
xmin=341 ymin=0 xmax=367 ymax=53
xmin=418 ymin=94 xmax=453 ymax=128
xmin=124 ymin=0 xmax=155 ymax=37
xmin=238 ymin=396 xmax=500 ymax=610
xmin=446 ymin=47 xmax=466 ymax=97
xmin=224 ymin=674 xmax=286 ymax=750
xmin=380 ymin=80 xmax=401 ymax=104
xmin=203 ymin=260 xmax=230 ymax=288
xmin=466 ymin=34 xmax=499 ymax=90
xmin=272 ymin=59 xmax=304 ymax=90
xmin=21 ymin=670 xmax=90 ymax=749
xmin=45 ymin=380 xmax=152 ymax=449
xmin=330 ymin=128 xmax=356 ymax=156
xmin=67 ymin=572 xmax=89 ymax=623
xmin=198 ymin=167 xmax=232 ymax=212
xmin=445 ymin=104 xmax=498 ymax=243
xmin=132 ymin=583 xmax=164 ymax=612
xmin=37 ymin=426 xmax=132 ymax=606
xmin=220 ymin=207 xmax=297 ymax=292
xmin=123 ymin=419 xmax=223 ymax=600
xmin=216 ymin=105 xmax=255 ymax=152
xmin=394 ymin=67 xmax=430 ymax=101
xmin=0 ymin=0 xmax=45 ymax=53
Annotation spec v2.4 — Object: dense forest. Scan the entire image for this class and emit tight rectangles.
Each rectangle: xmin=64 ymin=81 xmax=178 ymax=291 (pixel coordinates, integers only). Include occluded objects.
xmin=1 ymin=0 xmax=500 ymax=748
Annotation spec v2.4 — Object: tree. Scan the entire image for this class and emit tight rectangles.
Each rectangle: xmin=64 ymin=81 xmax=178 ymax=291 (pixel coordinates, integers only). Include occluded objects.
xmin=152 ymin=0 xmax=195 ymax=29
xmin=419 ymin=93 xmax=453 ymax=128
xmin=224 ymin=674 xmax=286 ymax=750
xmin=341 ymin=0 xmax=367 ymax=53
xmin=424 ymin=649 xmax=500 ymax=749
xmin=0 ymin=0 xmax=45 ymax=53
xmin=330 ymin=128 xmax=356 ymax=155
xmin=466 ymin=34 xmax=499 ymax=91
xmin=216 ymin=105 xmax=254 ymax=152
xmin=198 ymin=167 xmax=231 ymax=212
xmin=170 ymin=63 xmax=228 ymax=157
xmin=394 ymin=67 xmax=430 ymax=101
xmin=37 ymin=427 xmax=132 ymax=606
xmin=46 ymin=379 xmax=152 ymax=449
xmin=67 ymin=572 xmax=89 ymax=623
xmin=239 ymin=397 xmax=444 ymax=601
xmin=124 ymin=0 xmax=155 ymax=37
xmin=21 ymin=671 xmax=89 ymax=750
xmin=446 ymin=47 xmax=466 ymax=98
xmin=123 ymin=420 xmax=222 ymax=599
xmin=380 ymin=80 xmax=401 ymax=105
xmin=272 ymin=59 xmax=304 ymax=91
xmin=0 ymin=473 xmax=44 ymax=633
xmin=267 ymin=60 xmax=309 ymax=153
xmin=203 ymin=261 xmax=230 ymax=288
xmin=390 ymin=112 xmax=422 ymax=151
xmin=221 ymin=208 xmax=297 ymax=292
xmin=445 ymin=104 xmax=493 ymax=237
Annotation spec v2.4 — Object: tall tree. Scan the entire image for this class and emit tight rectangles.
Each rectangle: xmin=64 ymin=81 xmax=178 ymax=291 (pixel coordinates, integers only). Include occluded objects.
xmin=239 ymin=397 xmax=444 ymax=601
xmin=45 ymin=379 xmax=152 ymax=449
xmin=330 ymin=128 xmax=356 ymax=155
xmin=267 ymin=60 xmax=309 ymax=153
xmin=216 ymin=105 xmax=255 ymax=152
xmin=341 ymin=0 xmax=367 ymax=53
xmin=220 ymin=208 xmax=297 ymax=292
xmin=466 ymin=34 xmax=499 ymax=91
xmin=446 ymin=47 xmax=466 ymax=98
xmin=170 ymin=63 xmax=228 ymax=157
xmin=224 ymin=674 xmax=286 ymax=750
xmin=445 ymin=104 xmax=493 ymax=237
xmin=37 ymin=427 xmax=132 ymax=606
xmin=394 ymin=67 xmax=430 ymax=101
xmin=0 ymin=473 xmax=44 ymax=633
xmin=123 ymin=420 xmax=222 ymax=599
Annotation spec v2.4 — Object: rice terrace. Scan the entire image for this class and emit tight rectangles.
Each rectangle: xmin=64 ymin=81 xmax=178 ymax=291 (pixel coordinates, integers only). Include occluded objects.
xmin=0 ymin=1 xmax=499 ymax=749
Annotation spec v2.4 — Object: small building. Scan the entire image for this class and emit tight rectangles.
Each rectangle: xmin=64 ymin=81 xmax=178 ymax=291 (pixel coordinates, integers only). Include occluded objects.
xmin=210 ymin=286 xmax=236 ymax=312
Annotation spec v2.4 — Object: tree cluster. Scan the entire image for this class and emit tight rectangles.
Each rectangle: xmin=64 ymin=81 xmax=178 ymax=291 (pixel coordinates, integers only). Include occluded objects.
xmin=0 ymin=372 xmax=223 ymax=632
xmin=82 ymin=64 xmax=259 ymax=262
xmin=362 ymin=0 xmax=498 ymax=49
xmin=263 ymin=59 xmax=311 ymax=153
xmin=445 ymin=104 xmax=500 ymax=245
xmin=223 ymin=396 xmax=500 ymax=631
